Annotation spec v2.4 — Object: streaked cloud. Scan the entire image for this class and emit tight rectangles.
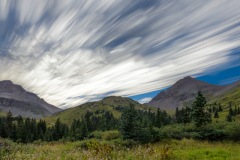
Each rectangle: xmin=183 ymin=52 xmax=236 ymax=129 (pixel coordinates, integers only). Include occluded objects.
xmin=0 ymin=0 xmax=240 ymax=108
xmin=138 ymin=97 xmax=152 ymax=104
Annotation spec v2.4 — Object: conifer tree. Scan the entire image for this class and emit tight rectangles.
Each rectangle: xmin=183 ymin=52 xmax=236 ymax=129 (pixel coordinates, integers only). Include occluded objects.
xmin=6 ymin=111 xmax=13 ymax=138
xmin=191 ymin=91 xmax=211 ymax=127
xmin=155 ymin=108 xmax=162 ymax=127
xmin=214 ymin=110 xmax=219 ymax=118
xmin=226 ymin=106 xmax=233 ymax=122
xmin=120 ymin=104 xmax=138 ymax=140
xmin=183 ymin=107 xmax=191 ymax=124
xmin=218 ymin=103 xmax=223 ymax=112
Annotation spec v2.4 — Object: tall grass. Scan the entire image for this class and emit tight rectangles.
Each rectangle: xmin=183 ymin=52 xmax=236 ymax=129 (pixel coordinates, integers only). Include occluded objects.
xmin=0 ymin=138 xmax=239 ymax=160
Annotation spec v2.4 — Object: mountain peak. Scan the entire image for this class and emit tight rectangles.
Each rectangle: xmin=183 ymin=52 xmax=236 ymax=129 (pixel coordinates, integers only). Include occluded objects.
xmin=148 ymin=76 xmax=224 ymax=110
xmin=0 ymin=80 xmax=61 ymax=118
xmin=0 ymin=80 xmax=13 ymax=84
xmin=182 ymin=76 xmax=194 ymax=81
xmin=175 ymin=76 xmax=196 ymax=84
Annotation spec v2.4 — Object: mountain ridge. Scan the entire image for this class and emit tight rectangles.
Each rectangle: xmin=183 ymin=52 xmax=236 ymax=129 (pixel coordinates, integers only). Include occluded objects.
xmin=45 ymin=96 xmax=156 ymax=125
xmin=148 ymin=76 xmax=238 ymax=109
xmin=0 ymin=80 xmax=61 ymax=118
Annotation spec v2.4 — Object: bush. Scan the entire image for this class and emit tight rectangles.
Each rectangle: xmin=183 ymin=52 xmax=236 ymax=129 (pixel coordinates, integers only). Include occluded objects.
xmin=89 ymin=131 xmax=102 ymax=139
xmin=225 ymin=122 xmax=240 ymax=141
xmin=153 ymin=124 xmax=187 ymax=141
xmin=89 ymin=130 xmax=122 ymax=140
xmin=193 ymin=129 xmax=226 ymax=141
xmin=102 ymin=130 xmax=122 ymax=141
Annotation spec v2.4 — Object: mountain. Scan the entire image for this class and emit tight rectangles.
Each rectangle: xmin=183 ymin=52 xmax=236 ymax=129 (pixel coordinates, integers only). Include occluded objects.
xmin=0 ymin=80 xmax=61 ymax=118
xmin=213 ymin=80 xmax=240 ymax=106
xmin=148 ymin=76 xmax=226 ymax=110
xmin=45 ymin=96 xmax=156 ymax=125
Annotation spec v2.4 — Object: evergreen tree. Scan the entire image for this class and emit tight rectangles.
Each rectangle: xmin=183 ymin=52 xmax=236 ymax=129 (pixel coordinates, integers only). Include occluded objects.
xmin=226 ymin=114 xmax=232 ymax=122
xmin=226 ymin=106 xmax=233 ymax=122
xmin=229 ymin=102 xmax=233 ymax=116
xmin=191 ymin=91 xmax=211 ymax=127
xmin=214 ymin=110 xmax=219 ymax=118
xmin=0 ymin=118 xmax=7 ymax=138
xmin=120 ymin=104 xmax=138 ymax=140
xmin=6 ymin=111 xmax=13 ymax=138
xmin=183 ymin=106 xmax=191 ymax=124
xmin=234 ymin=106 xmax=238 ymax=116
xmin=16 ymin=117 xmax=26 ymax=143
xmin=155 ymin=108 xmax=163 ymax=127
xmin=80 ymin=119 xmax=88 ymax=139
xmin=218 ymin=103 xmax=223 ymax=112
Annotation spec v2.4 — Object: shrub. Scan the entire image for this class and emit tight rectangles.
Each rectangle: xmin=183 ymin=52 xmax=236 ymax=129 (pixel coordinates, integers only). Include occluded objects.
xmin=89 ymin=130 xmax=122 ymax=140
xmin=89 ymin=131 xmax=102 ymax=139
xmin=102 ymin=130 xmax=122 ymax=141
xmin=225 ymin=122 xmax=240 ymax=141
xmin=154 ymin=124 xmax=186 ymax=140
xmin=193 ymin=128 xmax=226 ymax=141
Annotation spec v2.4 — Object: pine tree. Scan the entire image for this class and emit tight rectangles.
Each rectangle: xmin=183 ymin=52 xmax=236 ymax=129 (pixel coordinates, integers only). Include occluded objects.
xmin=6 ymin=111 xmax=13 ymax=138
xmin=226 ymin=114 xmax=232 ymax=122
xmin=53 ymin=118 xmax=59 ymax=140
xmin=218 ymin=103 xmax=223 ymax=112
xmin=155 ymin=108 xmax=162 ymax=127
xmin=226 ymin=106 xmax=233 ymax=122
xmin=80 ymin=119 xmax=88 ymax=139
xmin=229 ymin=102 xmax=233 ymax=116
xmin=214 ymin=110 xmax=219 ymax=118
xmin=183 ymin=107 xmax=191 ymax=124
xmin=16 ymin=117 xmax=26 ymax=143
xmin=120 ymin=104 xmax=138 ymax=140
xmin=234 ymin=106 xmax=238 ymax=116
xmin=229 ymin=106 xmax=233 ymax=116
xmin=191 ymin=91 xmax=211 ymax=127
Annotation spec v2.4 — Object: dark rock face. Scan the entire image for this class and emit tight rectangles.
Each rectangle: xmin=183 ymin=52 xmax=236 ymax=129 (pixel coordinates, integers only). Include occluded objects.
xmin=148 ymin=76 xmax=225 ymax=110
xmin=0 ymin=80 xmax=61 ymax=118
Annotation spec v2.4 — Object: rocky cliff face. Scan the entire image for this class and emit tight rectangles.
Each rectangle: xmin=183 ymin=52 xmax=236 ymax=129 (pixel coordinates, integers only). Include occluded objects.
xmin=0 ymin=80 xmax=61 ymax=118
xmin=148 ymin=76 xmax=225 ymax=109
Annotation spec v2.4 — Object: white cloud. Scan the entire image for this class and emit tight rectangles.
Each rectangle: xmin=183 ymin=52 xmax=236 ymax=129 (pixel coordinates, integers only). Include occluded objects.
xmin=0 ymin=0 xmax=240 ymax=108
xmin=138 ymin=97 xmax=152 ymax=104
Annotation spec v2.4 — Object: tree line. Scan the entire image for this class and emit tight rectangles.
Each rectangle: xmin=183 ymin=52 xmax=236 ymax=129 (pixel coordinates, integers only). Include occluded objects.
xmin=0 ymin=91 xmax=239 ymax=143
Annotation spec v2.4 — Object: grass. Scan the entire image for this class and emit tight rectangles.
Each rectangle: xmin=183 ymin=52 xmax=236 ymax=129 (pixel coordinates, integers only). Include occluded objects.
xmin=0 ymin=138 xmax=239 ymax=160
xmin=0 ymin=110 xmax=6 ymax=117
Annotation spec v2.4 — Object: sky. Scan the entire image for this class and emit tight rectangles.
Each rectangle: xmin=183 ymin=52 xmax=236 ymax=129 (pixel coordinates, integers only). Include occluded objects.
xmin=0 ymin=0 xmax=240 ymax=109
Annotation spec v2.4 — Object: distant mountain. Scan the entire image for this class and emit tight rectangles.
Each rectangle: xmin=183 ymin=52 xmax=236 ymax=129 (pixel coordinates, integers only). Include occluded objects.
xmin=45 ymin=96 xmax=155 ymax=125
xmin=148 ymin=76 xmax=226 ymax=110
xmin=0 ymin=80 xmax=61 ymax=118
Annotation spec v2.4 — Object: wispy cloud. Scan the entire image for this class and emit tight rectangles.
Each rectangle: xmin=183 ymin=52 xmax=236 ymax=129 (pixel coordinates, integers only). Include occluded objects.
xmin=0 ymin=0 xmax=240 ymax=108
xmin=138 ymin=97 xmax=152 ymax=104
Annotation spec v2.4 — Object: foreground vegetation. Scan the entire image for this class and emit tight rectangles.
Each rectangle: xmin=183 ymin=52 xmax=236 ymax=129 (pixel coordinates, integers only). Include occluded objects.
xmin=0 ymin=138 xmax=239 ymax=160
xmin=0 ymin=91 xmax=239 ymax=159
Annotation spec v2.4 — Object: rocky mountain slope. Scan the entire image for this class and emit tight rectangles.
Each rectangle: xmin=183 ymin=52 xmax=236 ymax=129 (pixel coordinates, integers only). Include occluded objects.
xmin=148 ymin=76 xmax=239 ymax=110
xmin=0 ymin=80 xmax=61 ymax=118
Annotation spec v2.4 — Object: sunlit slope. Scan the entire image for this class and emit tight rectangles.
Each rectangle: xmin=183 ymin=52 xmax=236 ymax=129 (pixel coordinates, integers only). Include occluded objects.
xmin=210 ymin=83 xmax=240 ymax=122
xmin=45 ymin=96 xmax=156 ymax=125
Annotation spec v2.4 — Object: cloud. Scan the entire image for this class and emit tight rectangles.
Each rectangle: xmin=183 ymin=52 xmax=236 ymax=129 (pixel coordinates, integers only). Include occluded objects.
xmin=0 ymin=0 xmax=240 ymax=108
xmin=138 ymin=97 xmax=152 ymax=104
xmin=219 ymin=76 xmax=240 ymax=85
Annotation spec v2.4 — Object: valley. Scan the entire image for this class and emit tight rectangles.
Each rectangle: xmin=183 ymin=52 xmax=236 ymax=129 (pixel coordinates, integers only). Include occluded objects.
xmin=0 ymin=77 xmax=239 ymax=160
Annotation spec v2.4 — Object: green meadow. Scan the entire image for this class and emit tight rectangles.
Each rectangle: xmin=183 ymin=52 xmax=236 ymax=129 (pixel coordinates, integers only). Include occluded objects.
xmin=0 ymin=138 xmax=239 ymax=160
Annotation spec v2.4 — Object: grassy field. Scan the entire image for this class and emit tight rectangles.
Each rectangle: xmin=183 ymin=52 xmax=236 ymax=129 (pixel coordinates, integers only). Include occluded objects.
xmin=0 ymin=138 xmax=240 ymax=160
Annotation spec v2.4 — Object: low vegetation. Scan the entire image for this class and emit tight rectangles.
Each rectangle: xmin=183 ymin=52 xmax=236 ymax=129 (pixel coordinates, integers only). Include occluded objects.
xmin=0 ymin=138 xmax=240 ymax=160
xmin=0 ymin=91 xmax=239 ymax=159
